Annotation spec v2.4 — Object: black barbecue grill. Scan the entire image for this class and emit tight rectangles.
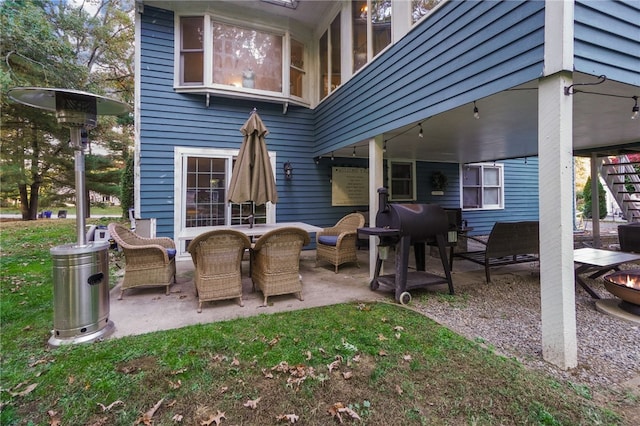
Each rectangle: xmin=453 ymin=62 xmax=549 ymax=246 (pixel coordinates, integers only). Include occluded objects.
xmin=358 ymin=188 xmax=454 ymax=304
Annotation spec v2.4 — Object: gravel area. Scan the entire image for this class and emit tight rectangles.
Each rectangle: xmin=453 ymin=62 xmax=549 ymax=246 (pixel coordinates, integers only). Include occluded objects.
xmin=411 ymin=264 xmax=640 ymax=395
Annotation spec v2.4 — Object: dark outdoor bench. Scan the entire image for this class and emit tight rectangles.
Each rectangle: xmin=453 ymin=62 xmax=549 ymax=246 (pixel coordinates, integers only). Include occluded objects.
xmin=455 ymin=221 xmax=540 ymax=283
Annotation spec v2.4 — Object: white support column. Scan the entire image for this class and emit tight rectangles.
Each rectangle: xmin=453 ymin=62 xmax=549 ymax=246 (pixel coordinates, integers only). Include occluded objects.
xmin=369 ymin=136 xmax=384 ymax=279
xmin=538 ymin=72 xmax=577 ymax=369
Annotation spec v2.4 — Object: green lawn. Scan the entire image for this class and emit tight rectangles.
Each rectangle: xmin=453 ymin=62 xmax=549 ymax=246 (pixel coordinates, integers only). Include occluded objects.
xmin=0 ymin=220 xmax=627 ymax=425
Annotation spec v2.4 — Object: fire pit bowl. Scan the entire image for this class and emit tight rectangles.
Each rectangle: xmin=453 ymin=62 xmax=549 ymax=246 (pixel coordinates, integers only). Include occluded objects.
xmin=603 ymin=269 xmax=640 ymax=315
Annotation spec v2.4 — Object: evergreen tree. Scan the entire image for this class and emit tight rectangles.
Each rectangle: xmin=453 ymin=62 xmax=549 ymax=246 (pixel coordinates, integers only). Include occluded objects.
xmin=582 ymin=177 xmax=607 ymax=219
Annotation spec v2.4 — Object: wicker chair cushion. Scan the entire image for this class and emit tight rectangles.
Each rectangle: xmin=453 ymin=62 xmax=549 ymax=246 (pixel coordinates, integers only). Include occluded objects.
xmin=318 ymin=235 xmax=338 ymax=246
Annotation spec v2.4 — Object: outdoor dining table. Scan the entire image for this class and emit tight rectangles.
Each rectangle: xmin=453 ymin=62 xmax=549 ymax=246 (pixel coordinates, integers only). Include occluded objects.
xmin=210 ymin=221 xmax=322 ymax=238
xmin=210 ymin=222 xmax=322 ymax=277
xmin=573 ymin=247 xmax=640 ymax=299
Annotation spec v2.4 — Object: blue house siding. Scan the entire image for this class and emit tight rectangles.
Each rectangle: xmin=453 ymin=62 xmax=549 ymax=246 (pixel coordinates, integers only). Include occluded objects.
xmin=139 ymin=7 xmax=342 ymax=237
xmin=461 ymin=158 xmax=540 ymax=236
xmin=574 ymin=1 xmax=640 ymax=86
xmin=313 ymin=0 xmax=545 ymax=155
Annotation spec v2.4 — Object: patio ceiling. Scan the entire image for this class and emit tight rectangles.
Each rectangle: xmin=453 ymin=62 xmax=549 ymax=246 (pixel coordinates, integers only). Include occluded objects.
xmin=331 ymin=74 xmax=640 ymax=164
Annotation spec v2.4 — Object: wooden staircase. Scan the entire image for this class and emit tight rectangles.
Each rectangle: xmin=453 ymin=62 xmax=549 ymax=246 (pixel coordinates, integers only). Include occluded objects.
xmin=599 ymin=155 xmax=640 ymax=222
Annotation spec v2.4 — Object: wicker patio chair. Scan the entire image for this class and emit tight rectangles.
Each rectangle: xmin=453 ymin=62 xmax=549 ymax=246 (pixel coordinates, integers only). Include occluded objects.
xmin=187 ymin=229 xmax=251 ymax=312
xmin=315 ymin=212 xmax=366 ymax=273
xmin=108 ymin=223 xmax=177 ymax=300
xmin=251 ymin=227 xmax=310 ymax=306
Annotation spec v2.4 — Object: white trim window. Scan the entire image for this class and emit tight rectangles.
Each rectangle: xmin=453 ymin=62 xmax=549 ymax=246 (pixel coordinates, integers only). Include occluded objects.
xmin=176 ymin=15 xmax=307 ymax=105
xmin=388 ymin=160 xmax=416 ymax=201
xmin=173 ymin=147 xmax=276 ymax=257
xmin=462 ymin=163 xmax=504 ymax=210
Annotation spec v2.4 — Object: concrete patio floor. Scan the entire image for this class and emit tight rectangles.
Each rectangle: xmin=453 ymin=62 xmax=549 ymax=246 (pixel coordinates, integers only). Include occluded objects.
xmin=107 ymin=248 xmax=491 ymax=339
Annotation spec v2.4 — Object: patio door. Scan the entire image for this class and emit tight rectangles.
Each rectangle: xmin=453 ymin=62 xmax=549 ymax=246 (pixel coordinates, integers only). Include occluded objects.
xmin=174 ymin=147 xmax=276 ymax=256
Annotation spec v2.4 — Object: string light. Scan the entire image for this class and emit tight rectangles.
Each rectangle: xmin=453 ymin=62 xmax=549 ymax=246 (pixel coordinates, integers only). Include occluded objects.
xmin=565 ymin=75 xmax=639 ymax=120
xmin=473 ymin=101 xmax=480 ymax=119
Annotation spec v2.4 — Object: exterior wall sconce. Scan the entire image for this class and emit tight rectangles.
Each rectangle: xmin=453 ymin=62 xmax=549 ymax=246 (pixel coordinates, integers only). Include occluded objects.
xmin=284 ymin=161 xmax=293 ymax=179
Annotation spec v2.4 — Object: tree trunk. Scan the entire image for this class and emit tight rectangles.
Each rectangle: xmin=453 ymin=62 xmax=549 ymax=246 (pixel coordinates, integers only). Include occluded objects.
xmin=18 ymin=183 xmax=39 ymax=220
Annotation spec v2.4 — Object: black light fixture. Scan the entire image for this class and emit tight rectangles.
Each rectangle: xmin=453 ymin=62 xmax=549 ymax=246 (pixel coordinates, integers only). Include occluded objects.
xmin=383 ymin=140 xmax=387 ymax=153
xmin=473 ymin=101 xmax=480 ymax=119
xmin=632 ymin=96 xmax=639 ymax=120
xmin=352 ymin=146 xmax=356 ymax=157
xmin=283 ymin=161 xmax=293 ymax=179
xmin=314 ymin=156 xmax=320 ymax=165
xmin=331 ymin=151 xmax=335 ymax=161
xmin=418 ymin=123 xmax=424 ymax=138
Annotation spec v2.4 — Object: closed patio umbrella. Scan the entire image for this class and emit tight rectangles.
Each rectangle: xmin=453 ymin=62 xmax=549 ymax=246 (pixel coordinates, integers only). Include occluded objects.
xmin=228 ymin=110 xmax=278 ymax=207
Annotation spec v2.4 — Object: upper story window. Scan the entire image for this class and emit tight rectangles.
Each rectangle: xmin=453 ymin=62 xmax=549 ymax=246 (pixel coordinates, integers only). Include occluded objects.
xmin=462 ymin=163 xmax=504 ymax=210
xmin=212 ymin=22 xmax=282 ymax=91
xmin=412 ymin=0 xmax=443 ymax=24
xmin=177 ymin=16 xmax=306 ymax=104
xmin=353 ymin=0 xmax=392 ymax=73
xmin=319 ymin=13 xmax=341 ymax=100
xmin=388 ymin=160 xmax=416 ymax=201
xmin=180 ymin=17 xmax=204 ymax=84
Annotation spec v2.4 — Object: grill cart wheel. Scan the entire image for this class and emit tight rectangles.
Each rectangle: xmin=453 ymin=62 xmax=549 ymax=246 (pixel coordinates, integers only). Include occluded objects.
xmin=399 ymin=292 xmax=412 ymax=305
xmin=370 ymin=279 xmax=380 ymax=290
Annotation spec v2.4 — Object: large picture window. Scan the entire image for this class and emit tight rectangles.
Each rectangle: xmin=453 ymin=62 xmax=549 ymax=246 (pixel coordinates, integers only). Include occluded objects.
xmin=462 ymin=163 xmax=504 ymax=210
xmin=212 ymin=22 xmax=283 ymax=92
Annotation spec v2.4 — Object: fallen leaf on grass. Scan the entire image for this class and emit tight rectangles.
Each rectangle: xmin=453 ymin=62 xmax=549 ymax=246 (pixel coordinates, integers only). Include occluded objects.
xmin=172 ymin=368 xmax=188 ymax=375
xmin=395 ymin=385 xmax=403 ymax=395
xmin=230 ymin=357 xmax=240 ymax=366
xmin=97 ymin=400 xmax=124 ymax=411
xmin=135 ymin=398 xmax=164 ymax=425
xmin=200 ymin=410 xmax=225 ymax=425
xmin=377 ymin=334 xmax=388 ymax=341
xmin=304 ymin=351 xmax=312 ymax=360
xmin=243 ymin=397 xmax=261 ymax=409
xmin=9 ymin=382 xmax=37 ymax=397
xmin=276 ymin=413 xmax=299 ymax=423
xmin=169 ymin=379 xmax=182 ymax=389
xmin=28 ymin=358 xmax=49 ymax=367
xmin=327 ymin=360 xmax=341 ymax=373
xmin=172 ymin=413 xmax=183 ymax=422
xmin=393 ymin=325 xmax=405 ymax=331
xmin=395 ymin=333 xmax=402 ymax=339
xmin=268 ymin=336 xmax=280 ymax=346
xmin=262 ymin=368 xmax=274 ymax=379
xmin=47 ymin=410 xmax=60 ymax=426
xmin=342 ymin=371 xmax=353 ymax=380
xmin=403 ymin=354 xmax=412 ymax=362
xmin=328 ymin=402 xmax=361 ymax=423
xmin=378 ymin=350 xmax=388 ymax=356
xmin=218 ymin=386 xmax=228 ymax=394
xmin=22 ymin=325 xmax=32 ymax=331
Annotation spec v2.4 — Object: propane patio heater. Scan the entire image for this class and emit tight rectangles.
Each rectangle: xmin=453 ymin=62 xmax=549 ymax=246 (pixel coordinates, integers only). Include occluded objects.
xmin=8 ymin=87 xmax=131 ymax=346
